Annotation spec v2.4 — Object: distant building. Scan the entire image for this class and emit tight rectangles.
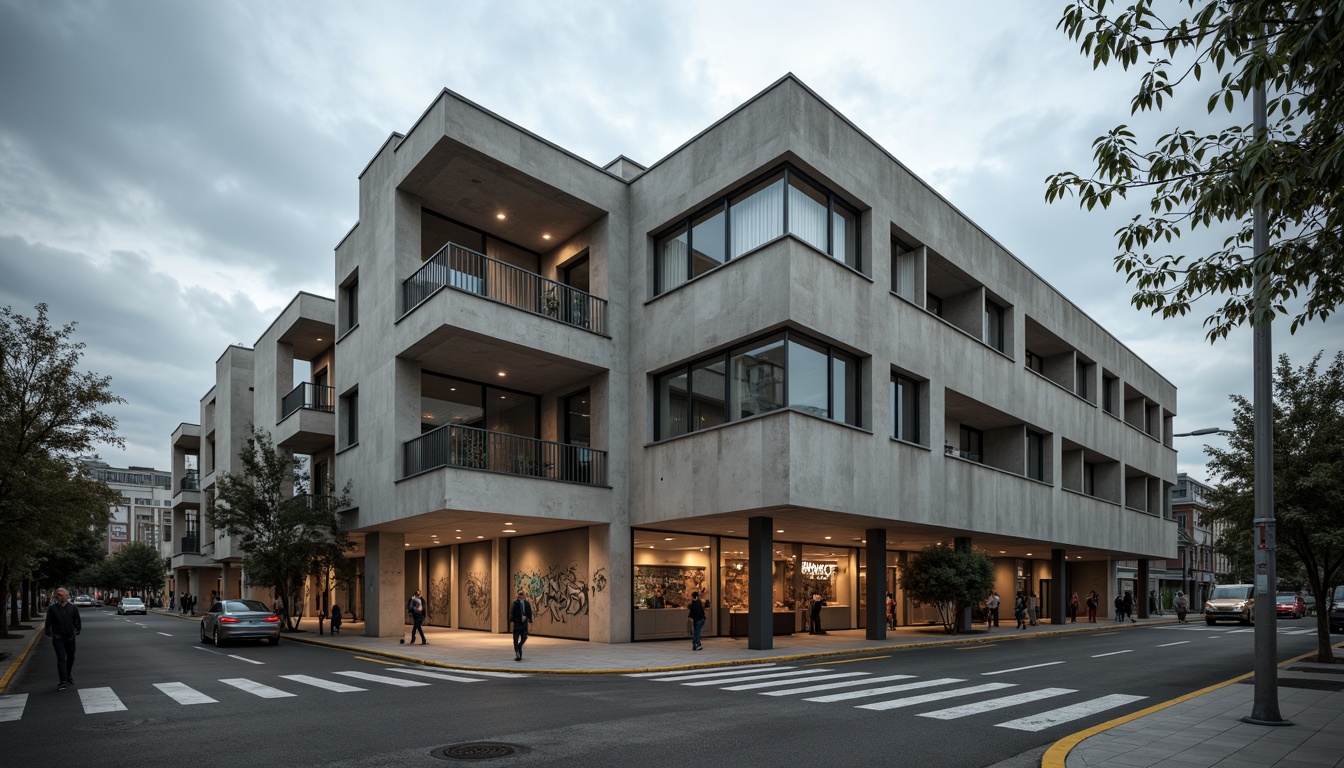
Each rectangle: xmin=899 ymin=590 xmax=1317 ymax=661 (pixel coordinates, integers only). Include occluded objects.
xmin=83 ymin=459 xmax=173 ymax=559
xmin=1169 ymin=473 xmax=1218 ymax=605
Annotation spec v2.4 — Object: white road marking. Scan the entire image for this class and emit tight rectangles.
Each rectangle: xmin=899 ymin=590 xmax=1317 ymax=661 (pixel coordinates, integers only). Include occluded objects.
xmin=193 ymin=646 xmax=224 ymax=655
xmin=1284 ymin=629 xmax=1315 ymax=635
xmin=390 ymin=669 xmax=486 ymax=683
xmin=228 ymin=655 xmax=264 ymax=665
xmin=857 ymin=682 xmax=1016 ymax=711
xmin=919 ymin=687 xmax=1075 ymax=719
xmin=682 ymin=669 xmax=821 ymax=687
xmin=78 ymin=687 xmax=128 ymax=714
xmin=1157 ymin=641 xmax=1190 ymax=647
xmin=1091 ymin=650 xmax=1134 ymax=658
xmin=280 ymin=675 xmax=367 ymax=693
xmin=157 ymin=632 xmax=173 ymax=637
xmin=0 ymin=694 xmax=28 ymax=722
xmin=431 ymin=669 xmax=528 ymax=678
xmin=996 ymin=693 xmax=1148 ymax=731
xmin=763 ymin=674 xmax=915 ymax=697
xmin=649 ymin=666 xmax=792 ymax=682
xmin=332 ymin=671 xmax=430 ymax=687
xmin=625 ymin=663 xmax=777 ymax=678
xmin=805 ymin=678 xmax=964 ymax=703
xmin=154 ymin=682 xmax=218 ymax=705
xmin=982 ymin=661 xmax=1065 ymax=676
xmin=723 ymin=672 xmax=870 ymax=691
xmin=1229 ymin=629 xmax=1255 ymax=634
xmin=219 ymin=678 xmax=295 ymax=698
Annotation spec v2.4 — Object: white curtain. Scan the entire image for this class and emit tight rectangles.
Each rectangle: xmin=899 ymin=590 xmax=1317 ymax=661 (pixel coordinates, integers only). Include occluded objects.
xmin=659 ymin=236 xmax=689 ymax=291
xmin=895 ymin=251 xmax=915 ymax=299
xmin=730 ymin=179 xmax=784 ymax=258
xmin=787 ymin=181 xmax=828 ymax=253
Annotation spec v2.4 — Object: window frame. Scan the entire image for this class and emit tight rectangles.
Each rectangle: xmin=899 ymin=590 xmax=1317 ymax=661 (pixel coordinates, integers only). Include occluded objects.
xmin=891 ymin=374 xmax=921 ymax=444
xmin=654 ymin=164 xmax=862 ymax=295
xmin=984 ymin=299 xmax=1005 ymax=352
xmin=1026 ymin=430 xmax=1045 ymax=481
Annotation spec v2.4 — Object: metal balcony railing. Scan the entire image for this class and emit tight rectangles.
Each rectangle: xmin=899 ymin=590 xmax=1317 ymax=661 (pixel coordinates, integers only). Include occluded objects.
xmin=403 ymin=424 xmax=606 ymax=486
xmin=281 ymin=382 xmax=335 ymax=419
xmin=180 ymin=535 xmax=200 ymax=554
xmin=401 ymin=242 xmax=607 ymax=335
xmin=944 ymin=446 xmax=982 ymax=463
xmin=202 ymin=540 xmax=215 ymax=557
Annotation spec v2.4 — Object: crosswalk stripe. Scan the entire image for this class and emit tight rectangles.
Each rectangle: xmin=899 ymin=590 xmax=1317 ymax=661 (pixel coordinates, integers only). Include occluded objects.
xmin=982 ymin=661 xmax=1064 ymax=676
xmin=280 ymin=675 xmax=367 ymax=693
xmin=805 ymin=677 xmax=964 ymax=703
xmin=625 ymin=663 xmax=778 ymax=678
xmin=856 ymin=682 xmax=1016 ymax=711
xmin=154 ymin=682 xmax=218 ymax=705
xmin=682 ymin=669 xmax=821 ymax=687
xmin=78 ymin=687 xmax=128 ymax=714
xmin=918 ymin=687 xmax=1075 ymax=720
xmin=0 ymin=694 xmax=28 ymax=722
xmin=391 ymin=669 xmax=487 ymax=683
xmin=723 ymin=672 xmax=871 ymax=691
xmin=649 ymin=666 xmax=794 ymax=683
xmin=996 ymin=693 xmax=1147 ymax=731
xmin=332 ymin=671 xmax=431 ymax=687
xmin=220 ymin=678 xmax=296 ymax=698
xmin=763 ymin=674 xmax=915 ymax=697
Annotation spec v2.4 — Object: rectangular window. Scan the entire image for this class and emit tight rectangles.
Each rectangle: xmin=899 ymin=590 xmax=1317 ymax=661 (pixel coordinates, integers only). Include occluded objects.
xmin=690 ymin=205 xmax=727 ymax=278
xmin=731 ymin=334 xmax=786 ymax=419
xmin=657 ymin=369 xmax=690 ymax=438
xmin=787 ymin=337 xmax=829 ymax=418
xmin=1083 ymin=462 xmax=1096 ymax=495
xmin=1026 ymin=431 xmax=1045 ymax=481
xmin=344 ymin=393 xmax=359 ymax=447
xmin=891 ymin=375 xmax=919 ymax=443
xmin=1025 ymin=350 xmax=1044 ymax=374
xmin=691 ymin=359 xmax=727 ymax=430
xmin=832 ymin=350 xmax=859 ymax=426
xmin=341 ymin=278 xmax=358 ymax=333
xmin=959 ymin=425 xmax=983 ymax=463
xmin=788 ymin=174 xmax=829 ymax=254
xmin=563 ymin=390 xmax=591 ymax=447
xmin=730 ymin=174 xmax=785 ymax=258
xmin=657 ymin=225 xmax=690 ymax=293
xmin=1103 ymin=375 xmax=1118 ymax=414
xmin=891 ymin=238 xmax=916 ymax=299
xmin=1076 ymin=360 xmax=1089 ymax=399
xmin=984 ymin=300 xmax=1005 ymax=352
xmin=927 ymin=292 xmax=943 ymax=317
xmin=832 ymin=204 xmax=858 ymax=269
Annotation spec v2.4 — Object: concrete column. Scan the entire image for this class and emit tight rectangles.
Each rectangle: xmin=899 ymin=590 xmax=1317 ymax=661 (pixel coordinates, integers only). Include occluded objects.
xmin=492 ymin=537 xmax=509 ymax=634
xmin=954 ymin=537 xmax=973 ymax=632
xmin=219 ymin=562 xmax=233 ymax=600
xmin=188 ymin=568 xmax=203 ymax=614
xmin=588 ymin=522 xmax=631 ymax=643
xmin=747 ymin=516 xmax=773 ymax=651
xmin=1051 ymin=549 xmax=1066 ymax=624
xmin=1137 ymin=559 xmax=1151 ymax=619
xmin=363 ymin=531 xmax=405 ymax=637
xmin=450 ymin=544 xmax=460 ymax=629
xmin=866 ymin=529 xmax=887 ymax=640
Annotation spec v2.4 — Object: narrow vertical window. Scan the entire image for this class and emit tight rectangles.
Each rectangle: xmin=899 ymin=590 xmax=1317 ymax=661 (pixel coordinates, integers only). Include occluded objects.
xmin=892 ymin=375 xmax=919 ymax=443
xmin=657 ymin=225 xmax=690 ymax=293
xmin=1026 ymin=431 xmax=1044 ymax=481
xmin=1083 ymin=462 xmax=1096 ymax=495
xmin=959 ymin=426 xmax=983 ymax=462
xmin=729 ymin=174 xmax=785 ymax=258
xmin=344 ymin=392 xmax=359 ymax=446
xmin=891 ymin=238 xmax=915 ymax=299
xmin=1075 ymin=360 xmax=1089 ymax=399
xmin=830 ymin=350 xmax=859 ymax=426
xmin=341 ymin=277 xmax=359 ymax=333
xmin=656 ymin=369 xmax=690 ymax=439
xmin=984 ymin=300 xmax=1005 ymax=352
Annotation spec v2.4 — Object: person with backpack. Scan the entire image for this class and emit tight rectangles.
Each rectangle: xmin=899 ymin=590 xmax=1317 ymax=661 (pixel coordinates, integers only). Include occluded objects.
xmin=407 ymin=590 xmax=427 ymax=644
xmin=1175 ymin=591 xmax=1189 ymax=623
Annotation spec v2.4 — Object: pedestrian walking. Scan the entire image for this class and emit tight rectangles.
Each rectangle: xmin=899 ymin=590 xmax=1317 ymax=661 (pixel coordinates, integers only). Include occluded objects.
xmin=809 ymin=592 xmax=827 ymax=635
xmin=1069 ymin=592 xmax=1080 ymax=623
xmin=510 ymin=589 xmax=533 ymax=660
xmin=687 ymin=591 xmax=706 ymax=651
xmin=1028 ymin=593 xmax=1039 ymax=626
xmin=330 ymin=604 xmax=342 ymax=634
xmin=1175 ymin=591 xmax=1189 ymax=623
xmin=44 ymin=587 xmax=81 ymax=691
xmin=1086 ymin=591 xmax=1098 ymax=622
xmin=1014 ymin=592 xmax=1026 ymax=629
xmin=986 ymin=591 xmax=1000 ymax=627
xmin=407 ymin=590 xmax=427 ymax=645
xmin=1114 ymin=594 xmax=1124 ymax=622
xmin=1122 ymin=590 xmax=1136 ymax=623
xmin=885 ymin=592 xmax=896 ymax=630
xmin=1149 ymin=589 xmax=1160 ymax=616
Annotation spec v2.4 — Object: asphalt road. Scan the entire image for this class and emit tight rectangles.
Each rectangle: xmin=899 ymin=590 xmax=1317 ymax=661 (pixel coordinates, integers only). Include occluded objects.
xmin=0 ymin=610 xmax=1326 ymax=768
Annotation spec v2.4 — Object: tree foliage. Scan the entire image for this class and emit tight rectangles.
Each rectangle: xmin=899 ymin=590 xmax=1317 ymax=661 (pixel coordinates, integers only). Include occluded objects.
xmin=1046 ymin=1 xmax=1344 ymax=341
xmin=208 ymin=429 xmax=353 ymax=631
xmin=898 ymin=544 xmax=995 ymax=634
xmin=108 ymin=541 xmax=170 ymax=598
xmin=1202 ymin=351 xmax=1344 ymax=661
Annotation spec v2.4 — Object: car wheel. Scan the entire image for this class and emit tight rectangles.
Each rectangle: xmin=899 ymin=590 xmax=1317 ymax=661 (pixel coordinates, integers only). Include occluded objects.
xmin=213 ymin=627 xmax=224 ymax=648
xmin=1205 ymin=617 xmax=1216 ymax=626
xmin=267 ymin=637 xmax=279 ymax=646
xmin=201 ymin=625 xmax=208 ymax=644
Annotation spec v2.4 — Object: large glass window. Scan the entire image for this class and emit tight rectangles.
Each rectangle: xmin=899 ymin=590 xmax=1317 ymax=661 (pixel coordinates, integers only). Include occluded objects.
xmin=633 ymin=531 xmax=711 ymax=641
xmin=654 ymin=165 xmax=862 ymax=295
xmin=959 ymin=425 xmax=983 ymax=463
xmin=420 ymin=373 xmax=537 ymax=438
xmin=564 ymin=390 xmax=590 ymax=447
xmin=654 ymin=330 xmax=862 ymax=440
xmin=891 ymin=375 xmax=920 ymax=443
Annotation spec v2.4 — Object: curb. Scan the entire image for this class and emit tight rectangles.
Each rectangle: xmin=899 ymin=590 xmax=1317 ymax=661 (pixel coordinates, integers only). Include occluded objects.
xmin=1041 ymin=642 xmax=1344 ymax=768
xmin=0 ymin=630 xmax=44 ymax=694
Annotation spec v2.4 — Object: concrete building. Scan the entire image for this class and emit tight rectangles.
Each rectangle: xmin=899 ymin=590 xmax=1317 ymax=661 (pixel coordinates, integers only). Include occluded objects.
xmin=1169 ymin=473 xmax=1219 ymax=605
xmin=83 ymin=459 xmax=173 ymax=562
xmin=172 ymin=75 xmax=1178 ymax=645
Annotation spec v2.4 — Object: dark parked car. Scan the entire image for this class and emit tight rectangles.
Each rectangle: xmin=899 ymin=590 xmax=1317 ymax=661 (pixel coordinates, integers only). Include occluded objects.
xmin=200 ymin=599 xmax=281 ymax=647
xmin=1330 ymin=585 xmax=1344 ymax=635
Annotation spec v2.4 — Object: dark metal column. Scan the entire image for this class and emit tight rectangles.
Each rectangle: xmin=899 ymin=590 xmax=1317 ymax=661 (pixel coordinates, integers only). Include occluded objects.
xmin=954 ymin=536 xmax=973 ymax=632
xmin=866 ymin=529 xmax=887 ymax=640
xmin=1137 ymin=559 xmax=1151 ymax=619
xmin=747 ymin=516 xmax=773 ymax=651
xmin=1052 ymin=549 xmax=1067 ymax=624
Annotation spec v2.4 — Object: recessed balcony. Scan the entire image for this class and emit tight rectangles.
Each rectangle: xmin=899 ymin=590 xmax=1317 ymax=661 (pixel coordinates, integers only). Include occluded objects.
xmin=403 ymin=424 xmax=606 ymax=486
xmin=401 ymin=242 xmax=607 ymax=335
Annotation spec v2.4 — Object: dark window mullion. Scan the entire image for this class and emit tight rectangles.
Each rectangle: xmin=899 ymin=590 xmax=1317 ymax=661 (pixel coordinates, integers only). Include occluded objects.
xmin=827 ymin=196 xmax=835 ymax=257
xmin=782 ymin=168 xmax=790 ymax=238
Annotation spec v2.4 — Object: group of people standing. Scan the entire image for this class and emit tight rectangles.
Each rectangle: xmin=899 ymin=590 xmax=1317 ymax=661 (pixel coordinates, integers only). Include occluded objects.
xmin=177 ymin=592 xmax=197 ymax=615
xmin=981 ymin=589 xmax=1111 ymax=627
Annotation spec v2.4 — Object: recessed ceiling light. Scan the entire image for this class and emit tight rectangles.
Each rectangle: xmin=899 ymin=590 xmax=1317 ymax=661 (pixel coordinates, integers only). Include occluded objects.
xmin=776 ymin=530 xmax=784 ymax=534
xmin=498 ymin=371 xmax=506 ymax=377
xmin=1026 ymin=553 xmax=1033 ymax=556
xmin=503 ymin=529 xmax=516 ymax=533
xmin=316 ymin=337 xmax=323 ymax=342
xmin=542 ymin=234 xmax=552 ymax=240
xmin=455 ymin=536 xmax=462 ymax=540
xmin=455 ymin=530 xmax=462 ymax=532
xmin=824 ymin=536 xmax=832 ymax=540
xmin=496 ymin=213 xmax=506 ymax=220
xmin=664 ymin=537 xmax=675 ymax=541
xmin=649 ymin=545 xmax=654 ymax=549
xmin=999 ymin=550 xmax=1006 ymax=554
xmin=477 ymin=535 xmax=485 ymax=539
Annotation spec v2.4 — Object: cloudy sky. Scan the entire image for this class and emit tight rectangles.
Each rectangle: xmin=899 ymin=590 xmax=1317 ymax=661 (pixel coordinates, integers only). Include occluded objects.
xmin=2 ymin=1 xmax=1336 ymax=483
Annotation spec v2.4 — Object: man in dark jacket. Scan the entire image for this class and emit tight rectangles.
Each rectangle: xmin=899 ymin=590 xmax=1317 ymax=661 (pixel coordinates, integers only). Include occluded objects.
xmin=687 ymin=591 xmax=707 ymax=651
xmin=509 ymin=590 xmax=533 ymax=661
xmin=44 ymin=588 xmax=81 ymax=690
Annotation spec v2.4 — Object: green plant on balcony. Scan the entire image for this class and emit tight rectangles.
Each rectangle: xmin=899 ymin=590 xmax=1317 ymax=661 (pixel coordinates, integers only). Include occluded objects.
xmin=454 ymin=433 xmax=489 ymax=470
xmin=541 ymin=285 xmax=560 ymax=318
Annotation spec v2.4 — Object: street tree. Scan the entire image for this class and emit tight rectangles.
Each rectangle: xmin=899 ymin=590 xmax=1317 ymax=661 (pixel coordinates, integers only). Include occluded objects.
xmin=899 ymin=543 xmax=995 ymax=634
xmin=208 ymin=429 xmax=352 ymax=631
xmin=0 ymin=304 xmax=122 ymax=637
xmin=1202 ymin=351 xmax=1344 ymax=662
xmin=109 ymin=541 xmax=170 ymax=601
xmin=1045 ymin=1 xmax=1344 ymax=342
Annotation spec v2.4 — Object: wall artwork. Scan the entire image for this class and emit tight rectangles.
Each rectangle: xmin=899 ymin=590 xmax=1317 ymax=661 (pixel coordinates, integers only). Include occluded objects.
xmin=427 ymin=546 xmax=451 ymax=627
xmin=509 ymin=527 xmax=590 ymax=639
xmin=457 ymin=540 xmax=492 ymax=630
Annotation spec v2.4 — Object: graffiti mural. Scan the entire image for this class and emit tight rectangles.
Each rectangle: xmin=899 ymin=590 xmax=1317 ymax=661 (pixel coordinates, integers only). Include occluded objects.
xmin=465 ymin=571 xmax=491 ymax=622
xmin=592 ymin=567 xmax=607 ymax=594
xmin=429 ymin=576 xmax=451 ymax=622
xmin=514 ymin=562 xmax=589 ymax=623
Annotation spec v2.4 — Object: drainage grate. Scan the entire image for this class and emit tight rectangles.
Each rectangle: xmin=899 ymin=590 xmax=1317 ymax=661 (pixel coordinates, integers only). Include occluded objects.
xmin=431 ymin=743 xmax=529 ymax=761
xmin=1240 ymin=678 xmax=1344 ymax=692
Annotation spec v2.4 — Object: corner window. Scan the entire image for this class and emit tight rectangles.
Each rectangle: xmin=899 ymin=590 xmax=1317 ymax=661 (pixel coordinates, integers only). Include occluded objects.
xmin=655 ymin=330 xmax=862 ymax=440
xmin=655 ymin=165 xmax=860 ymax=295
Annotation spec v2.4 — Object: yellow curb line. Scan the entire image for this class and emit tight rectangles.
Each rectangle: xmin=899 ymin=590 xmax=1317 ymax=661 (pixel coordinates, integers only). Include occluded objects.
xmin=1041 ymin=641 xmax=1344 ymax=768
xmin=0 ymin=630 xmax=45 ymax=694
xmin=280 ymin=619 xmax=1174 ymax=675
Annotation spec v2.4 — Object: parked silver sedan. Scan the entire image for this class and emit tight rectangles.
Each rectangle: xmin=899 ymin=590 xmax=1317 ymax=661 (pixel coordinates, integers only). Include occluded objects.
xmin=200 ymin=599 xmax=281 ymax=647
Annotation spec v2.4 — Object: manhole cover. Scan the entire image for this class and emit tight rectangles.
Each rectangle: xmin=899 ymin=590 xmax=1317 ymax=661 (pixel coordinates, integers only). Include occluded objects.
xmin=77 ymin=718 xmax=160 ymax=731
xmin=431 ymin=743 xmax=528 ymax=761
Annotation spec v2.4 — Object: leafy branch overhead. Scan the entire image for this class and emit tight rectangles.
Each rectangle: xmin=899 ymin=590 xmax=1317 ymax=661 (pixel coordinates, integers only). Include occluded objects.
xmin=1046 ymin=1 xmax=1343 ymax=341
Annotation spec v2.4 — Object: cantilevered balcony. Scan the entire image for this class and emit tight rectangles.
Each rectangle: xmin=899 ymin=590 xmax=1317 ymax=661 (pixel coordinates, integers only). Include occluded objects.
xmin=401 ymin=242 xmax=607 ymax=335
xmin=276 ymin=382 xmax=335 ymax=453
xmin=281 ymin=382 xmax=335 ymax=419
xmin=403 ymin=424 xmax=607 ymax=486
